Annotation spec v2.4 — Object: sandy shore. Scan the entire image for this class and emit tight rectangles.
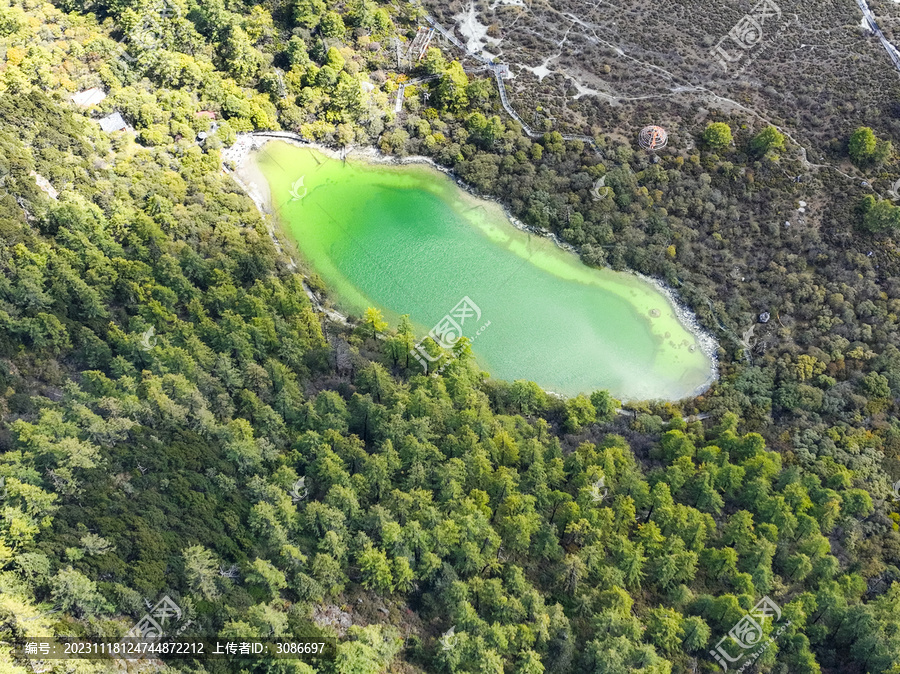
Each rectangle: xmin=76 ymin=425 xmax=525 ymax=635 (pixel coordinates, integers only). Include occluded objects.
xmin=223 ymin=132 xmax=719 ymax=395
xmin=222 ymin=133 xmax=349 ymax=325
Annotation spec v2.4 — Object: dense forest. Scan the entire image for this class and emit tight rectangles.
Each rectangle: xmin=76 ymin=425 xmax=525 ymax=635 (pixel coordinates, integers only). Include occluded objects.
xmin=0 ymin=0 xmax=899 ymax=673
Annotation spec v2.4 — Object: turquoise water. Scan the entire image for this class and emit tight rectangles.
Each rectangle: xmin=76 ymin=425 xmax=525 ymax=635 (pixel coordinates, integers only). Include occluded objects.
xmin=254 ymin=141 xmax=715 ymax=400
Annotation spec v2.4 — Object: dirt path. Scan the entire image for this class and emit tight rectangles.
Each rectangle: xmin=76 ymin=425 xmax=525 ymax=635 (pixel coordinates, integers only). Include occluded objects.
xmin=438 ymin=3 xmax=873 ymax=189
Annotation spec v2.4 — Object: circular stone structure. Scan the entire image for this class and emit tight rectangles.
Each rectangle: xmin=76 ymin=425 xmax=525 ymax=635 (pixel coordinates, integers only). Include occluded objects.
xmin=639 ymin=125 xmax=668 ymax=151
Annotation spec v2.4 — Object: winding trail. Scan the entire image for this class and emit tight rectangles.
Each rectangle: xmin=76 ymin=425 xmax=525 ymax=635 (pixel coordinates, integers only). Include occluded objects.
xmin=426 ymin=15 xmax=596 ymax=144
xmin=425 ymin=5 xmax=892 ymax=190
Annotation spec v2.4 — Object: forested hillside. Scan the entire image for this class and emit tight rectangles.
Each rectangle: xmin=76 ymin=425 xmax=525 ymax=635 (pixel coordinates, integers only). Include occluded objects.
xmin=0 ymin=0 xmax=899 ymax=673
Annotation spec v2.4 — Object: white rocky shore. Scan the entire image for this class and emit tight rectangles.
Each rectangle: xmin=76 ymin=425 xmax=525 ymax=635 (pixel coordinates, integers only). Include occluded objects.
xmin=635 ymin=271 xmax=720 ymax=396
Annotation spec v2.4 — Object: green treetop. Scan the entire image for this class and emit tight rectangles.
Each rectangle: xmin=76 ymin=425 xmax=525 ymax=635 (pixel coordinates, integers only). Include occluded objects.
xmin=750 ymin=125 xmax=785 ymax=157
xmin=849 ymin=126 xmax=892 ymax=166
xmin=436 ymin=61 xmax=470 ymax=113
xmin=701 ymin=122 xmax=733 ymax=150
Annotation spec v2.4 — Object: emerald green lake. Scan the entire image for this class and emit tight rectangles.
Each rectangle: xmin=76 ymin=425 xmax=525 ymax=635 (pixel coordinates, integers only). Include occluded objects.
xmin=252 ymin=141 xmax=716 ymax=400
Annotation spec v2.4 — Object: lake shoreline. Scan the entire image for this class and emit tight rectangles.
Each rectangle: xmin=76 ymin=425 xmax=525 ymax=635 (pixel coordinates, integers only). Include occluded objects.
xmin=223 ymin=132 xmax=719 ymax=400
xmin=222 ymin=134 xmax=351 ymax=326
